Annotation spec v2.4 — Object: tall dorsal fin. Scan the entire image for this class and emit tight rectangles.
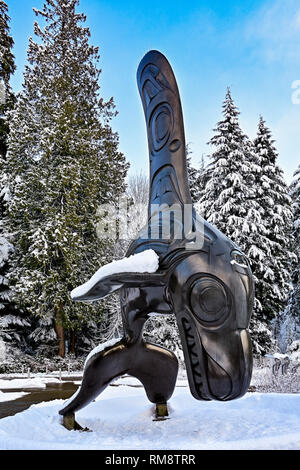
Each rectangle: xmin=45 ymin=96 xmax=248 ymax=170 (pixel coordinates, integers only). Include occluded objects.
xmin=137 ymin=50 xmax=192 ymax=217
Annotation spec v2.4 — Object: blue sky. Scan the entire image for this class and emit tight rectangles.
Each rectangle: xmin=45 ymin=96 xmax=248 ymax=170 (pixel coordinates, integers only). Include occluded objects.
xmin=6 ymin=0 xmax=300 ymax=183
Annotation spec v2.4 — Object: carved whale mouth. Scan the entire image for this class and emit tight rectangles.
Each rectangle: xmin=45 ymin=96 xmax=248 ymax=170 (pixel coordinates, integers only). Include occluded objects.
xmin=178 ymin=315 xmax=252 ymax=401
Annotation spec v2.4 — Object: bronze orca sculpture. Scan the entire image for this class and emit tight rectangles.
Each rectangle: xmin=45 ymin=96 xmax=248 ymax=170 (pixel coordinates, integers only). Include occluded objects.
xmin=59 ymin=50 xmax=254 ymax=428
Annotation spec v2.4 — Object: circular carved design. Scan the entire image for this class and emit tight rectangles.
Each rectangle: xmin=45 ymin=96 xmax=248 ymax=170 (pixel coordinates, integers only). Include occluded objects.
xmin=149 ymin=103 xmax=174 ymax=153
xmin=189 ymin=277 xmax=230 ymax=326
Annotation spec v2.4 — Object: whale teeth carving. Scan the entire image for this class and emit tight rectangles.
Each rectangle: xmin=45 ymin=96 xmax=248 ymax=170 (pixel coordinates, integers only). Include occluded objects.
xmin=181 ymin=317 xmax=208 ymax=398
xmin=186 ymin=337 xmax=195 ymax=347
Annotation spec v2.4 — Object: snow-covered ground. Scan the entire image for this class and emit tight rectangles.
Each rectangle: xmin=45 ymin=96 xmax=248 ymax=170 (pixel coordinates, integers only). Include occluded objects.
xmin=0 ymin=382 xmax=299 ymax=450
xmin=0 ymin=377 xmax=60 ymax=390
xmin=0 ymin=391 xmax=28 ymax=403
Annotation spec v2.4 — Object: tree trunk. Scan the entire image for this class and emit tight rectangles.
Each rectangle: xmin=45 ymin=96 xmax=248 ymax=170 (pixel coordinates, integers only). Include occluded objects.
xmin=55 ymin=305 xmax=65 ymax=358
xmin=69 ymin=329 xmax=76 ymax=356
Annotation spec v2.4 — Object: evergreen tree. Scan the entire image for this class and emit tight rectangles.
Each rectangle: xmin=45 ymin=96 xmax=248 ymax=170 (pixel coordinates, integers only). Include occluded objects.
xmin=0 ymin=0 xmax=16 ymax=159
xmin=198 ymin=89 xmax=281 ymax=354
xmin=252 ymin=116 xmax=294 ymax=349
xmin=240 ymin=132 xmax=276 ymax=353
xmin=186 ymin=145 xmax=207 ymax=205
xmin=187 ymin=156 xmax=200 ymax=204
xmin=0 ymin=1 xmax=29 ymax=352
xmin=278 ymin=165 xmax=300 ymax=352
xmin=199 ymin=89 xmax=257 ymax=244
xmin=144 ymin=314 xmax=184 ymax=364
xmin=197 ymin=155 xmax=209 ymax=198
xmin=5 ymin=0 xmax=128 ymax=358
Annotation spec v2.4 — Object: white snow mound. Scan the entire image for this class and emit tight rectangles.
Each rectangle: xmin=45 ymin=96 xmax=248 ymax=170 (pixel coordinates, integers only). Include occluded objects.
xmin=0 ymin=377 xmax=59 ymax=390
xmin=71 ymin=249 xmax=159 ymax=299
xmin=0 ymin=391 xmax=29 ymax=402
xmin=0 ymin=387 xmax=300 ymax=450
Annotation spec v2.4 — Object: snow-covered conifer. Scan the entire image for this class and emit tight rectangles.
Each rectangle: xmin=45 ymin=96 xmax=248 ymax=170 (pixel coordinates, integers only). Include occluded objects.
xmin=0 ymin=1 xmax=29 ymax=350
xmin=278 ymin=165 xmax=300 ymax=351
xmin=199 ymin=89 xmax=253 ymax=235
xmin=252 ymin=117 xmax=294 ymax=349
xmin=0 ymin=0 xmax=16 ymax=159
xmin=198 ymin=89 xmax=284 ymax=354
xmin=187 ymin=156 xmax=200 ymax=205
xmin=186 ymin=143 xmax=208 ymax=205
xmin=5 ymin=0 xmax=128 ymax=357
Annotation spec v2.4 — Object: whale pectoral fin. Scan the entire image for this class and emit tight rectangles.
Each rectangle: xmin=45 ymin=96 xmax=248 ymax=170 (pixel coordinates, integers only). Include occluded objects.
xmin=70 ymin=249 xmax=167 ymax=302
xmin=71 ymin=272 xmax=166 ymax=302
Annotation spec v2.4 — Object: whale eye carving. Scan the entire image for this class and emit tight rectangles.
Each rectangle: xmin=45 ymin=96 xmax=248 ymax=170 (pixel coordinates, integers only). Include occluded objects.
xmin=189 ymin=277 xmax=230 ymax=326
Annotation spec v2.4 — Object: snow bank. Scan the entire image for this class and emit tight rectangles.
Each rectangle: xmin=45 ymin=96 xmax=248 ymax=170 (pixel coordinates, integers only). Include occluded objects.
xmin=71 ymin=249 xmax=159 ymax=299
xmin=0 ymin=386 xmax=299 ymax=450
xmin=0 ymin=377 xmax=60 ymax=390
xmin=0 ymin=391 xmax=29 ymax=403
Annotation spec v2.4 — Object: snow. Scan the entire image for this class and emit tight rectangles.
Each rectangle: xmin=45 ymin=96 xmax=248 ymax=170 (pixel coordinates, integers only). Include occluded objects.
xmin=84 ymin=337 xmax=122 ymax=368
xmin=0 ymin=384 xmax=299 ymax=450
xmin=0 ymin=391 xmax=29 ymax=403
xmin=71 ymin=249 xmax=159 ymax=299
xmin=0 ymin=236 xmax=12 ymax=265
xmin=265 ymin=353 xmax=289 ymax=360
xmin=0 ymin=377 xmax=60 ymax=390
xmin=230 ymin=259 xmax=248 ymax=269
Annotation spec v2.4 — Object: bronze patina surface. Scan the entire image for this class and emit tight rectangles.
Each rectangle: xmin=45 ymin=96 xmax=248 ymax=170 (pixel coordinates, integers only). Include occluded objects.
xmin=59 ymin=51 xmax=254 ymax=424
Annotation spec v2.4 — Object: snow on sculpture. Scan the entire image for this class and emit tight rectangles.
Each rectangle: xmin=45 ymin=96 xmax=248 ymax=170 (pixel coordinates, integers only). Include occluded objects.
xmin=59 ymin=50 xmax=254 ymax=430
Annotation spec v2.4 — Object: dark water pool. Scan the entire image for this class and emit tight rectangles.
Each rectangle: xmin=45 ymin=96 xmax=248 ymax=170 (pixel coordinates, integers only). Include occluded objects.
xmin=0 ymin=381 xmax=79 ymax=419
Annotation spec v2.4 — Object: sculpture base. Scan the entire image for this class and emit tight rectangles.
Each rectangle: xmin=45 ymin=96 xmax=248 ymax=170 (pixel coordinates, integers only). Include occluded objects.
xmin=154 ymin=402 xmax=169 ymax=420
xmin=62 ymin=413 xmax=90 ymax=432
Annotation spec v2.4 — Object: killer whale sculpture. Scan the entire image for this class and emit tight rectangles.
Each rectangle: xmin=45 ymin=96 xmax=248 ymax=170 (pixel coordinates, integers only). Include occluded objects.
xmin=59 ymin=50 xmax=254 ymax=429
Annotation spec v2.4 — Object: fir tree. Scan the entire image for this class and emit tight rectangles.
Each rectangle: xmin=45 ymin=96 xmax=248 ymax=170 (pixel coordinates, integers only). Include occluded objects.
xmin=197 ymin=155 xmax=209 ymax=199
xmin=199 ymin=88 xmax=257 ymax=243
xmin=5 ymin=0 xmax=129 ymax=357
xmin=186 ymin=145 xmax=207 ymax=205
xmin=240 ymin=133 xmax=276 ymax=353
xmin=0 ymin=0 xmax=16 ymax=159
xmin=143 ymin=314 xmax=184 ymax=364
xmin=252 ymin=116 xmax=294 ymax=350
xmin=199 ymin=89 xmax=279 ymax=354
xmin=278 ymin=165 xmax=300 ymax=352
xmin=187 ymin=156 xmax=200 ymax=205
xmin=0 ymin=1 xmax=29 ymax=351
